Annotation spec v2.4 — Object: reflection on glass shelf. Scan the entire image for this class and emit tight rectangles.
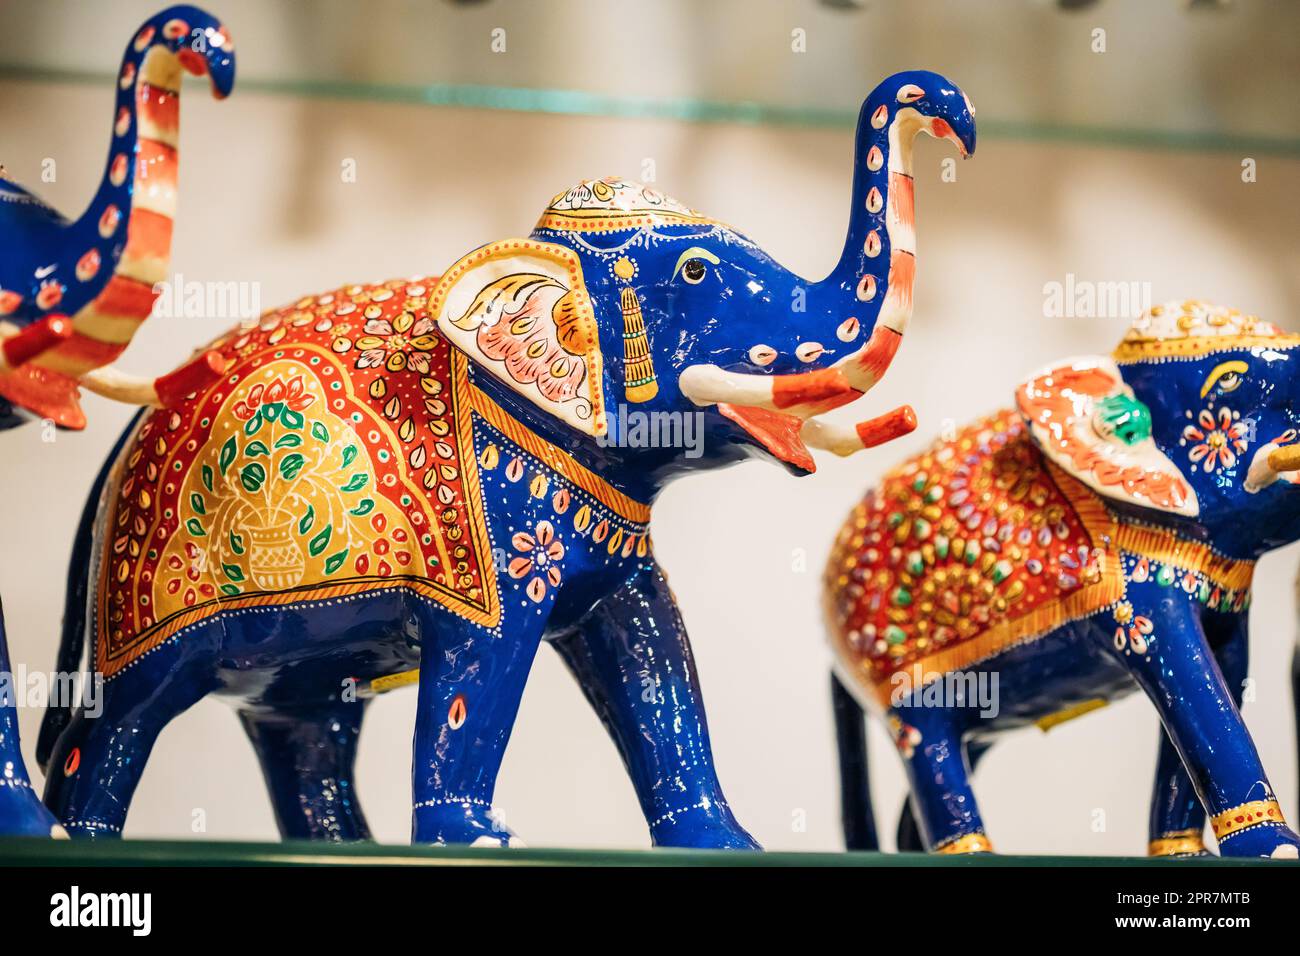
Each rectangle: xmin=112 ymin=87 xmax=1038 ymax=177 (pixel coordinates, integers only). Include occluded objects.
xmin=1 ymin=0 xmax=1297 ymax=155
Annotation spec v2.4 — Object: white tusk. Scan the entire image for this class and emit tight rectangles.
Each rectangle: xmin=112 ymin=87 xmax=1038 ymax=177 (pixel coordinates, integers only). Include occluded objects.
xmin=1243 ymin=441 xmax=1297 ymax=494
xmin=678 ymin=364 xmax=775 ymax=410
xmin=78 ymin=366 xmax=166 ymax=406
xmin=801 ymin=418 xmax=868 ymax=457
xmin=801 ymin=405 xmax=917 ymax=457
xmin=79 ymin=351 xmax=227 ymax=408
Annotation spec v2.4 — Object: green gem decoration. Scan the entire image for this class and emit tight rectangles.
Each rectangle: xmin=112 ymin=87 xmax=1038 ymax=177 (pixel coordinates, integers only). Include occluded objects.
xmin=1092 ymin=393 xmax=1152 ymax=446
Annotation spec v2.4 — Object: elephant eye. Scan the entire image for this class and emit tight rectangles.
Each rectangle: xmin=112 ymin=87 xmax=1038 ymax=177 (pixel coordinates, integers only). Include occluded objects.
xmin=1216 ymin=371 xmax=1242 ymax=393
xmin=672 ymin=246 xmax=720 ymax=284
xmin=681 ymin=259 xmax=707 ymax=284
xmin=1200 ymin=360 xmax=1248 ymax=398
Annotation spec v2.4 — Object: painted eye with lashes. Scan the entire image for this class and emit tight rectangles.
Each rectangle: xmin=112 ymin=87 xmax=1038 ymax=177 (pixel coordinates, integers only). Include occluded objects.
xmin=673 ymin=246 xmax=720 ymax=285
xmin=1215 ymin=371 xmax=1242 ymax=393
xmin=1200 ymin=360 xmax=1248 ymax=398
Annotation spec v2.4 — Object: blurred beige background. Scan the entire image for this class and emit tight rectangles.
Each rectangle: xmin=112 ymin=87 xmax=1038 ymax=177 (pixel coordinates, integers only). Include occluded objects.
xmin=1 ymin=0 xmax=1298 ymax=855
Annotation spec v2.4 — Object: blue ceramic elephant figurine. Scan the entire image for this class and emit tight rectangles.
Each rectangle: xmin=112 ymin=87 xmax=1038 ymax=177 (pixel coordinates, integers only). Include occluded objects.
xmin=827 ymin=301 xmax=1300 ymax=858
xmin=0 ymin=4 xmax=235 ymax=836
xmin=37 ymin=71 xmax=976 ymax=845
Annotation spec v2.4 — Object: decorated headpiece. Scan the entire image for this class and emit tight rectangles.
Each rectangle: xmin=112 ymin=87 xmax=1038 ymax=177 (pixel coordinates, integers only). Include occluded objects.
xmin=1113 ymin=300 xmax=1300 ymax=364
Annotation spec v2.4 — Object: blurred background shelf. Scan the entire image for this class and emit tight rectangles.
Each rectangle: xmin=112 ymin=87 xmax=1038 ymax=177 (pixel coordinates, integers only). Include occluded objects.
xmin=1 ymin=0 xmax=1298 ymax=156
xmin=0 ymin=837 xmax=1285 ymax=867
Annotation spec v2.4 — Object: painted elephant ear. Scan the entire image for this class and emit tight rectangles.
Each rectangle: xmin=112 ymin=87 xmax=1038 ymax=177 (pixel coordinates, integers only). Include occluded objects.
xmin=1015 ymin=355 xmax=1198 ymax=517
xmin=429 ymin=239 xmax=606 ymax=437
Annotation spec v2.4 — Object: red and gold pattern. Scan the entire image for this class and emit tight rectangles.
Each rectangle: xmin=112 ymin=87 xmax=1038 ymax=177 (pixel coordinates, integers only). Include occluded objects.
xmin=826 ymin=410 xmax=1125 ymax=707
xmin=1210 ymin=799 xmax=1286 ymax=842
xmin=94 ymin=277 xmax=499 ymax=678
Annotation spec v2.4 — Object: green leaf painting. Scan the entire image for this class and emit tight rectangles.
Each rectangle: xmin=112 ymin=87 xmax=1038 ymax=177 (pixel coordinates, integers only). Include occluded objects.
xmin=219 ymin=437 xmax=237 ymax=474
xmin=239 ymin=462 xmax=266 ymax=493
xmin=279 ymin=453 xmax=306 ymax=481
xmin=308 ymin=526 xmax=332 ymax=558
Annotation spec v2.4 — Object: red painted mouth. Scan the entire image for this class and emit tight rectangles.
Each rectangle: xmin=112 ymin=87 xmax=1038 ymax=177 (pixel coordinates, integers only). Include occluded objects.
xmin=719 ymin=403 xmax=815 ymax=473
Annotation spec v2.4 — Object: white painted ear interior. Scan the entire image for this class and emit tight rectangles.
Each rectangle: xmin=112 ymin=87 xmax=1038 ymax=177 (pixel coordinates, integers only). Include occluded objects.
xmin=429 ymin=239 xmax=607 ymax=437
xmin=1015 ymin=355 xmax=1198 ymax=517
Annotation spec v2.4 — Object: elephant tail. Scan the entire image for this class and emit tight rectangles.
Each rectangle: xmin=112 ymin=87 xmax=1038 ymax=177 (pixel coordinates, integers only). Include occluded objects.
xmin=36 ymin=410 xmax=144 ymax=773
xmin=831 ymin=671 xmax=879 ymax=851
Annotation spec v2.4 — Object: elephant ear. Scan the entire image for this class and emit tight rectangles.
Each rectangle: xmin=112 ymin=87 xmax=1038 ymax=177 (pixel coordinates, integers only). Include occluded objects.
xmin=1015 ymin=355 xmax=1198 ymax=517
xmin=429 ymin=239 xmax=606 ymax=437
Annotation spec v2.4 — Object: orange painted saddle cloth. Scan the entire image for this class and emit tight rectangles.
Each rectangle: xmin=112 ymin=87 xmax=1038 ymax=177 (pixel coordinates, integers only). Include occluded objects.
xmin=95 ymin=278 xmax=500 ymax=679
xmin=826 ymin=409 xmax=1125 ymax=708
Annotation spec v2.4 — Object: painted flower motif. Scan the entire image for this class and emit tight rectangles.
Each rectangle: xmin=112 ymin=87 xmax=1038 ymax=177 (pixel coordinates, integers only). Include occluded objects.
xmin=1183 ymin=407 xmax=1248 ymax=473
xmin=233 ymin=374 xmax=315 ymax=421
xmin=332 ymin=310 xmax=437 ymax=373
xmin=508 ymin=520 xmax=564 ymax=603
xmin=1112 ymin=601 xmax=1153 ymax=655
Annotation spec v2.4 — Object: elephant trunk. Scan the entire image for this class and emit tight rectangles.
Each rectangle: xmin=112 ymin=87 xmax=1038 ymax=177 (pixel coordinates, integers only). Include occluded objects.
xmin=35 ymin=6 xmax=235 ymax=386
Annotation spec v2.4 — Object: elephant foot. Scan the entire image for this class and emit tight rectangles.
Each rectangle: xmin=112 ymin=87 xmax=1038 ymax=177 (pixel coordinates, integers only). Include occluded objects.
xmin=649 ymin=799 xmax=762 ymax=850
xmin=0 ymin=779 xmax=65 ymax=838
xmin=412 ymin=797 xmax=524 ymax=848
xmin=1216 ymin=821 xmax=1300 ymax=859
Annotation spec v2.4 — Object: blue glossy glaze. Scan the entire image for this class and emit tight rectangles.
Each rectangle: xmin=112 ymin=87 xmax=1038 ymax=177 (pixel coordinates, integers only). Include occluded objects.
xmin=0 ymin=4 xmax=234 ymax=837
xmin=830 ymin=308 xmax=1300 ymax=858
xmin=38 ymin=71 xmax=975 ymax=846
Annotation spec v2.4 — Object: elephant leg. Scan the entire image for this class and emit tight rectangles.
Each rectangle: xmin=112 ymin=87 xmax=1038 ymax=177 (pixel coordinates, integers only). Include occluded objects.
xmin=409 ymin=603 xmax=546 ymax=847
xmin=550 ymin=562 xmax=759 ymax=850
xmin=891 ymin=706 xmax=989 ymax=853
xmin=897 ymin=737 xmax=990 ymax=852
xmin=42 ymin=635 xmax=217 ymax=838
xmin=1114 ymin=588 xmax=1298 ymax=858
xmin=0 ymin=603 xmax=62 ymax=836
xmin=238 ymin=699 xmax=371 ymax=841
xmin=830 ymin=672 xmax=877 ymax=851
xmin=1146 ymin=612 xmax=1248 ymax=857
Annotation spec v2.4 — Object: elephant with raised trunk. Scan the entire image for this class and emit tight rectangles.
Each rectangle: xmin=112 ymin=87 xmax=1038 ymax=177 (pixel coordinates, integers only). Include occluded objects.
xmin=828 ymin=301 xmax=1300 ymax=858
xmin=0 ymin=4 xmax=235 ymax=836
xmin=39 ymin=71 xmax=976 ymax=846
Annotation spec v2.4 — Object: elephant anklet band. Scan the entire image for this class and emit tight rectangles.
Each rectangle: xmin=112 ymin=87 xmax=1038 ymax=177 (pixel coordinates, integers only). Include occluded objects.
xmin=1211 ymin=799 xmax=1286 ymax=842
xmin=1147 ymin=829 xmax=1205 ymax=856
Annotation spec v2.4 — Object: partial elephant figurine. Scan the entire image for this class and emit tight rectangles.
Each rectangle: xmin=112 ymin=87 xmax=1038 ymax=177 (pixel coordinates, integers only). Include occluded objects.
xmin=0 ymin=3 xmax=234 ymax=429
xmin=38 ymin=71 xmax=976 ymax=845
xmin=827 ymin=300 xmax=1300 ymax=859
xmin=0 ymin=4 xmax=236 ymax=837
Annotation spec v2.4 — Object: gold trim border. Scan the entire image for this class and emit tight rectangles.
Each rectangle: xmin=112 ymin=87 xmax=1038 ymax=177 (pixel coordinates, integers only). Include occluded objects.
xmin=934 ymin=833 xmax=993 ymax=855
xmin=1114 ymin=334 xmax=1300 ymax=363
xmin=470 ymin=385 xmax=651 ymax=525
xmin=1115 ymin=523 xmax=1255 ymax=593
xmin=1211 ymin=799 xmax=1286 ymax=842
xmin=1148 ymin=829 xmax=1206 ymax=857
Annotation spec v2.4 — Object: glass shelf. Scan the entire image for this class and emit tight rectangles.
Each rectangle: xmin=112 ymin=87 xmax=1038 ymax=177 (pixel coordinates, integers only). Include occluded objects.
xmin=0 ymin=836 xmax=1283 ymax=867
xmin=0 ymin=0 xmax=1297 ymax=156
